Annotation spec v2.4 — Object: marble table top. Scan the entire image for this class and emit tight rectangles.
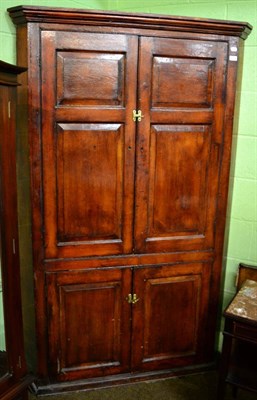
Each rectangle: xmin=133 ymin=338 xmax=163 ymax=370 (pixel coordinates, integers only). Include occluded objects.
xmin=225 ymin=279 xmax=257 ymax=323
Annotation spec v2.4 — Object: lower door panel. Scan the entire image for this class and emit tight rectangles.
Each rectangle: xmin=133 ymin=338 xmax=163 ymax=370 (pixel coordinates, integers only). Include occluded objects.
xmin=131 ymin=262 xmax=212 ymax=372
xmin=46 ymin=261 xmax=212 ymax=381
xmin=46 ymin=267 xmax=132 ymax=381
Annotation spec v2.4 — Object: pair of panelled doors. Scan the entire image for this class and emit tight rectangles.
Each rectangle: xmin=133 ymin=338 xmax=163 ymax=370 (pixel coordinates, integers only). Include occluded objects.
xmin=41 ymin=31 xmax=227 ymax=259
xmin=41 ymin=30 xmax=227 ymax=379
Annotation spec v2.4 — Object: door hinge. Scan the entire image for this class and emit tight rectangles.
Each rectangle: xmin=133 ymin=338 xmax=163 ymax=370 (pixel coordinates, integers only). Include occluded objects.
xmin=8 ymin=101 xmax=11 ymax=118
xmin=132 ymin=109 xmax=143 ymax=122
xmin=57 ymin=357 xmax=60 ymax=373
xmin=12 ymin=238 xmax=16 ymax=254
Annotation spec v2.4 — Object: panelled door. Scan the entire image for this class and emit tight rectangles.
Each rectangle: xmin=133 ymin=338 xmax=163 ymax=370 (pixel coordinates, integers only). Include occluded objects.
xmin=46 ymin=262 xmax=212 ymax=379
xmin=131 ymin=262 xmax=212 ymax=371
xmin=134 ymin=37 xmax=228 ymax=253
xmin=46 ymin=267 xmax=132 ymax=380
xmin=41 ymin=31 xmax=138 ymax=259
xmin=41 ymin=31 xmax=228 ymax=380
xmin=41 ymin=32 xmax=228 ymax=259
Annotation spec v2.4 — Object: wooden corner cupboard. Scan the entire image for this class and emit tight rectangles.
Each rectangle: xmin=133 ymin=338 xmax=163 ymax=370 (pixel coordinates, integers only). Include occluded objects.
xmin=8 ymin=5 xmax=252 ymax=394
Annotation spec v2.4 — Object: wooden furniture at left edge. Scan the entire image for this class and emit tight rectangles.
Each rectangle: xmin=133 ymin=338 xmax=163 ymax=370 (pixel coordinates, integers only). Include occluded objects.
xmin=0 ymin=60 xmax=33 ymax=400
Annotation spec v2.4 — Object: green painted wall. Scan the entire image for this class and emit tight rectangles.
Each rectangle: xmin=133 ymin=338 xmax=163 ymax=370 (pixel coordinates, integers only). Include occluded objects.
xmin=0 ymin=0 xmax=256 ymax=363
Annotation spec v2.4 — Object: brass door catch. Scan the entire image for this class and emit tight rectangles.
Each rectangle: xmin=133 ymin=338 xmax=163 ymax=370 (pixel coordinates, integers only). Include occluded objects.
xmin=126 ymin=293 xmax=140 ymax=304
xmin=133 ymin=109 xmax=143 ymax=122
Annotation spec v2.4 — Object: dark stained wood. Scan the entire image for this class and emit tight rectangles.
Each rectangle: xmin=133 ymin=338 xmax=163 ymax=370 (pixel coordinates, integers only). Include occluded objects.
xmin=0 ymin=61 xmax=33 ymax=399
xmin=7 ymin=5 xmax=252 ymax=393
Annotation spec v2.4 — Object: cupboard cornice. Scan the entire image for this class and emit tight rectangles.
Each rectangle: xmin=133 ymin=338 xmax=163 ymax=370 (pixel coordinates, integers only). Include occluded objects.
xmin=8 ymin=5 xmax=252 ymax=39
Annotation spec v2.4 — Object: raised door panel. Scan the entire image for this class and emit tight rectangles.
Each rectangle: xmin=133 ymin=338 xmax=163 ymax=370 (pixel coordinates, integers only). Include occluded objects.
xmin=46 ymin=268 xmax=132 ymax=380
xmin=56 ymin=51 xmax=125 ymax=107
xmin=41 ymin=32 xmax=138 ymax=258
xmin=135 ymin=37 xmax=228 ymax=253
xmin=131 ymin=263 xmax=211 ymax=371
xmin=151 ymin=56 xmax=214 ymax=109
xmin=56 ymin=123 xmax=124 ymax=244
xmin=148 ymin=124 xmax=211 ymax=237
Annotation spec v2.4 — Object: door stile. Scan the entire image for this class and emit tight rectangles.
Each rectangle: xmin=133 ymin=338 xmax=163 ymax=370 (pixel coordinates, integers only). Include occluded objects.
xmin=123 ymin=36 xmax=139 ymax=256
xmin=134 ymin=37 xmax=153 ymax=253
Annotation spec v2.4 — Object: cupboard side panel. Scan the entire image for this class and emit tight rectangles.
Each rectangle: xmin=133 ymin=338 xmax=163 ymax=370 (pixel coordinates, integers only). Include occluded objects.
xmin=16 ymin=23 xmax=40 ymax=375
xmin=206 ymin=37 xmax=241 ymax=358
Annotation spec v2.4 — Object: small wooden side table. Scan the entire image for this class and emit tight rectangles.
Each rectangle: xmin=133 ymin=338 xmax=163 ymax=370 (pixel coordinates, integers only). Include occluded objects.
xmin=217 ymin=279 xmax=257 ymax=399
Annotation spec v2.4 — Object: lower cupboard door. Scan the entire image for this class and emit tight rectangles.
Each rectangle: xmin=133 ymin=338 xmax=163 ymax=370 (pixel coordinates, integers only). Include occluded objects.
xmin=131 ymin=263 xmax=212 ymax=372
xmin=46 ymin=268 xmax=132 ymax=381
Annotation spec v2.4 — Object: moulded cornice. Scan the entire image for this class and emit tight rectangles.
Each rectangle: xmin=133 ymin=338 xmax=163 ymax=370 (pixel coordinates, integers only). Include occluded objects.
xmin=8 ymin=5 xmax=252 ymax=39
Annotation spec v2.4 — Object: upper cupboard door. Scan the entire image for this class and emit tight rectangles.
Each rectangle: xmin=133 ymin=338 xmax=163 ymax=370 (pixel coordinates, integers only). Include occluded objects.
xmin=41 ymin=32 xmax=138 ymax=258
xmin=134 ymin=37 xmax=228 ymax=253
